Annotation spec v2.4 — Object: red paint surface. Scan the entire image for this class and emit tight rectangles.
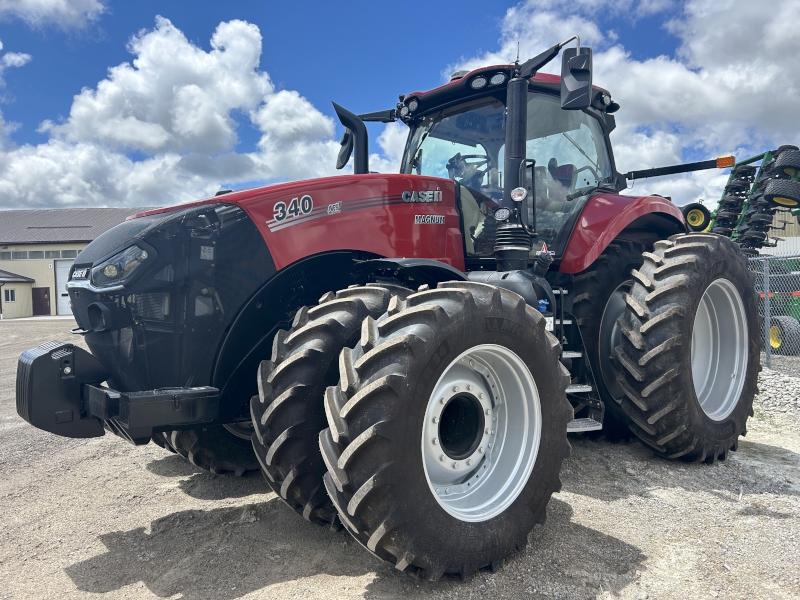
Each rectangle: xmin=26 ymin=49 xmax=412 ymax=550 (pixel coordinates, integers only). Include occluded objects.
xmin=132 ymin=175 xmax=464 ymax=272
xmin=559 ymin=193 xmax=685 ymax=274
xmin=132 ymin=180 xmax=685 ymax=278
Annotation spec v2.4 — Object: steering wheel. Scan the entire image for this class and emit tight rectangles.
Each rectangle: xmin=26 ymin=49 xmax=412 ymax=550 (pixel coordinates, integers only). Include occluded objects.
xmin=447 ymin=153 xmax=491 ymax=189
xmin=455 ymin=154 xmax=490 ymax=168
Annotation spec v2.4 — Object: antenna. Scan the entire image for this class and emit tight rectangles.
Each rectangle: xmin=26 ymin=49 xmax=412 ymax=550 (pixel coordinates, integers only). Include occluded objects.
xmin=516 ymin=42 xmax=520 ymax=65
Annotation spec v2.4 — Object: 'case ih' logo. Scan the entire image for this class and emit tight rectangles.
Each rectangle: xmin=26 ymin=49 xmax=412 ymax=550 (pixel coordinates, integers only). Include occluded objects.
xmin=402 ymin=190 xmax=442 ymax=203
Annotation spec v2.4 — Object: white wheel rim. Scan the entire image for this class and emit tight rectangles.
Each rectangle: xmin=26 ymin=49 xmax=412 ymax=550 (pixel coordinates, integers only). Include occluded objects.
xmin=691 ymin=278 xmax=748 ymax=421
xmin=421 ymin=344 xmax=541 ymax=522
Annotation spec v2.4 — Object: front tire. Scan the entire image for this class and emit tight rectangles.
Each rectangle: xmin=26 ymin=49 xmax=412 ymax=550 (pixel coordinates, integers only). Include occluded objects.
xmin=250 ymin=284 xmax=409 ymax=526
xmin=157 ymin=426 xmax=260 ymax=476
xmin=614 ymin=234 xmax=760 ymax=462
xmin=320 ymin=282 xmax=572 ymax=579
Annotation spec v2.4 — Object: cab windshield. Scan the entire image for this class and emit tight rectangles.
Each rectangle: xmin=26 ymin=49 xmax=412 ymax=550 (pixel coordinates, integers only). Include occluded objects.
xmin=402 ymin=91 xmax=613 ymax=256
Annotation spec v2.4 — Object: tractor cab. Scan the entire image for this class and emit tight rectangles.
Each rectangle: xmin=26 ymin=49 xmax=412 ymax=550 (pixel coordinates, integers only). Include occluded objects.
xmin=399 ymin=81 xmax=617 ymax=256
xmin=337 ymin=37 xmax=624 ymax=264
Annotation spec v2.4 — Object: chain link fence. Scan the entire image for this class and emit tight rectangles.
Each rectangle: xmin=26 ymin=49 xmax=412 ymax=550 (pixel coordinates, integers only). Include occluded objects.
xmin=749 ymin=254 xmax=800 ymax=373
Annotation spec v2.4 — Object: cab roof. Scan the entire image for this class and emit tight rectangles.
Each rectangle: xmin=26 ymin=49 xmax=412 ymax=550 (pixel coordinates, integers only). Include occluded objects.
xmin=402 ymin=65 xmax=609 ymax=117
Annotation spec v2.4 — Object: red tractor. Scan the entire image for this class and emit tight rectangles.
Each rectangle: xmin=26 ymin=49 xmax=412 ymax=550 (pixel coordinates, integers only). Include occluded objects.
xmin=17 ymin=38 xmax=760 ymax=579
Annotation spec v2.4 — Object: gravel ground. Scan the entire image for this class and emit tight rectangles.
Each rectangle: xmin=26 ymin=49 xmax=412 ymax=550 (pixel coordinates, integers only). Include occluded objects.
xmin=1 ymin=319 xmax=798 ymax=600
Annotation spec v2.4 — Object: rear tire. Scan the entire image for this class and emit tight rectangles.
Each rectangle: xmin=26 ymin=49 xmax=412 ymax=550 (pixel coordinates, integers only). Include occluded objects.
xmin=320 ymin=282 xmax=572 ymax=579
xmin=614 ymin=234 xmax=760 ymax=463
xmin=769 ymin=315 xmax=800 ymax=356
xmin=250 ymin=284 xmax=410 ymax=526
xmin=572 ymin=240 xmax=644 ymax=439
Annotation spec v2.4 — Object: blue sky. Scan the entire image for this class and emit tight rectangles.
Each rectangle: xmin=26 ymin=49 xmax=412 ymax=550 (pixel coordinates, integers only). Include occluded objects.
xmin=1 ymin=1 xmax=683 ymax=151
xmin=0 ymin=0 xmax=796 ymax=209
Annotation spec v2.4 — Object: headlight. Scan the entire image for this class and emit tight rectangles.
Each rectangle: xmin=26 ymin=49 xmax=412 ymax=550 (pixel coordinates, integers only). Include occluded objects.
xmin=91 ymin=245 xmax=150 ymax=289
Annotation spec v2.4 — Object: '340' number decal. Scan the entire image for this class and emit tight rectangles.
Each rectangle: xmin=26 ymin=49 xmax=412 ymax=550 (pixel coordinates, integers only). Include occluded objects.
xmin=274 ymin=195 xmax=313 ymax=222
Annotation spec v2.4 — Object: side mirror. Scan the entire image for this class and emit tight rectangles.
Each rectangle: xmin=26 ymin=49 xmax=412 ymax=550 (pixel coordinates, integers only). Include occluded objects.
xmin=560 ymin=47 xmax=593 ymax=110
xmin=336 ymin=129 xmax=354 ymax=170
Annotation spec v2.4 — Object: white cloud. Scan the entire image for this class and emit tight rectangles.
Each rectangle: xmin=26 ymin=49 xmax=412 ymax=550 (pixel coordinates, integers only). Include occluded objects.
xmin=0 ymin=40 xmax=31 ymax=91
xmin=44 ymin=17 xmax=273 ymax=155
xmin=369 ymin=121 xmax=409 ymax=174
xmin=0 ymin=17 xmax=362 ymax=208
xmin=0 ymin=0 xmax=104 ymax=29
xmin=453 ymin=0 xmax=800 ymax=206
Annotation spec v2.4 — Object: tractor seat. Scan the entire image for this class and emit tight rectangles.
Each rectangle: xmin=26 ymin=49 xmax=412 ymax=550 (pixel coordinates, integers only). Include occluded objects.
xmin=547 ymin=159 xmax=575 ymax=190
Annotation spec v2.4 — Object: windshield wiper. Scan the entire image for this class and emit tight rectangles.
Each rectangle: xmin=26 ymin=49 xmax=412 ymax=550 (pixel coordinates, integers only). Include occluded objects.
xmin=562 ymin=132 xmax=599 ymax=171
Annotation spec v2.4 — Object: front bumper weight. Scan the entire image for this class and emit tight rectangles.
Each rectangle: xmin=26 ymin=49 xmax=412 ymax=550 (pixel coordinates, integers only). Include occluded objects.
xmin=16 ymin=341 xmax=109 ymax=438
xmin=83 ymin=384 xmax=220 ymax=442
xmin=17 ymin=340 xmax=220 ymax=443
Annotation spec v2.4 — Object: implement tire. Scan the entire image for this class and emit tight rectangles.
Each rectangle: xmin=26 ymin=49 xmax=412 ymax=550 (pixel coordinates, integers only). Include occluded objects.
xmin=320 ymin=282 xmax=572 ymax=579
xmin=614 ymin=233 xmax=760 ymax=463
xmin=769 ymin=315 xmax=800 ymax=356
xmin=764 ymin=179 xmax=800 ymax=208
xmin=250 ymin=284 xmax=410 ymax=526
xmin=572 ymin=240 xmax=644 ymax=439
xmin=159 ymin=426 xmax=260 ymax=476
xmin=775 ymin=149 xmax=800 ymax=177
xmin=681 ymin=203 xmax=711 ymax=232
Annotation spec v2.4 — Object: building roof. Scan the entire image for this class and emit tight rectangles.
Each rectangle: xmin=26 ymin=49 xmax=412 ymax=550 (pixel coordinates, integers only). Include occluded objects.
xmin=0 ymin=208 xmax=157 ymax=244
xmin=0 ymin=269 xmax=35 ymax=283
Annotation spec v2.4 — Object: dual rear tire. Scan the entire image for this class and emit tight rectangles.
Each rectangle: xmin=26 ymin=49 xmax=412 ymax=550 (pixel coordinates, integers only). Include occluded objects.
xmin=614 ymin=234 xmax=760 ymax=462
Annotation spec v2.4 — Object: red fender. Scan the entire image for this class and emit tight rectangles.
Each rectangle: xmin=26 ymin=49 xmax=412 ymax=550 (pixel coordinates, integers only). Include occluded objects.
xmin=559 ymin=193 xmax=686 ymax=274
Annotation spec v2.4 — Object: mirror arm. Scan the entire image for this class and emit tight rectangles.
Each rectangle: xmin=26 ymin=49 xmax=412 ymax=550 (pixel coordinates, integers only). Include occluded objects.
xmin=358 ymin=109 xmax=397 ymax=123
xmin=518 ymin=36 xmax=579 ymax=78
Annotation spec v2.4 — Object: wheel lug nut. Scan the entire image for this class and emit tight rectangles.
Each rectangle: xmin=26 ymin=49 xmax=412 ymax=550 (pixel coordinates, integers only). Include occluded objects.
xmin=478 ymin=446 xmax=484 ymax=453
xmin=491 ymin=430 xmax=495 ymax=435
xmin=440 ymin=397 xmax=445 ymax=404
xmin=485 ymin=428 xmax=491 ymax=435
xmin=453 ymin=386 xmax=459 ymax=392
xmin=488 ymin=443 xmax=493 ymax=449
xmin=480 ymin=394 xmax=485 ymax=400
xmin=433 ymin=416 xmax=440 ymax=423
xmin=446 ymin=487 xmax=451 ymax=493
xmin=469 ymin=360 xmax=474 ymax=366
xmin=433 ymin=438 xmax=438 ymax=445
xmin=452 ymin=462 xmax=459 ymax=469
xmin=466 ymin=459 xmax=473 ymax=466
xmin=492 ymin=417 xmax=496 ymax=422
xmin=467 ymin=384 xmax=472 ymax=391
xmin=439 ymin=455 xmax=445 ymax=461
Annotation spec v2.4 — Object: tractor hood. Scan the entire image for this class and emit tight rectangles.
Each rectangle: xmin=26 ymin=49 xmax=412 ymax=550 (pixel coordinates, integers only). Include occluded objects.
xmin=132 ymin=174 xmax=464 ymax=271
